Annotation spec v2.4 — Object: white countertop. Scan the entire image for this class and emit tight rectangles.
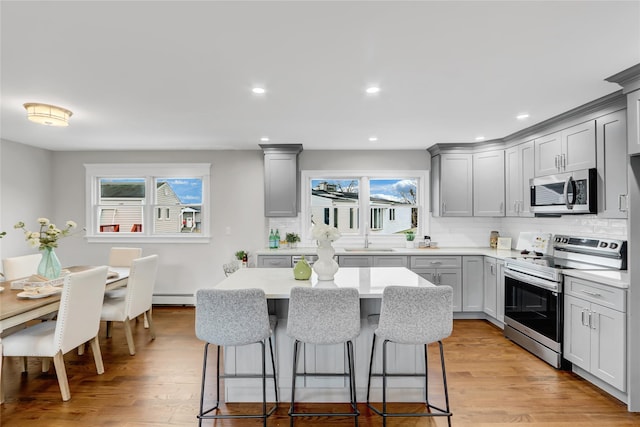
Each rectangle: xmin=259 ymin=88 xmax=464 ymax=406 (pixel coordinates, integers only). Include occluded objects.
xmin=256 ymin=246 xmax=522 ymax=260
xmin=213 ymin=267 xmax=434 ymax=298
xmin=561 ymin=269 xmax=629 ymax=289
xmin=255 ymin=247 xmax=630 ymax=288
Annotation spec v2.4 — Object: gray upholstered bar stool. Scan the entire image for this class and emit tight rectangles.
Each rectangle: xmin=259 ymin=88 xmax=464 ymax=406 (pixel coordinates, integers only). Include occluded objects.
xmin=287 ymin=286 xmax=361 ymax=427
xmin=195 ymin=288 xmax=278 ymax=427
xmin=366 ymin=285 xmax=453 ymax=427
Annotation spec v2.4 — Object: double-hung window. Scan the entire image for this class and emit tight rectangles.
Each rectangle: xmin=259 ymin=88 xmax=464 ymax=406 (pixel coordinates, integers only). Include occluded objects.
xmin=302 ymin=171 xmax=428 ymax=245
xmin=85 ymin=163 xmax=210 ymax=242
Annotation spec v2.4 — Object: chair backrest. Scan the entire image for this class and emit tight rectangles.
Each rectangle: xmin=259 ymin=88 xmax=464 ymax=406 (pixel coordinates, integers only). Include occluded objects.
xmin=2 ymin=253 xmax=42 ymax=280
xmin=123 ymin=254 xmax=158 ymax=318
xmin=55 ymin=266 xmax=109 ymax=354
xmin=108 ymin=247 xmax=143 ymax=267
xmin=287 ymin=287 xmax=361 ymax=345
xmin=195 ymin=288 xmax=272 ymax=346
xmin=376 ymin=285 xmax=453 ymax=345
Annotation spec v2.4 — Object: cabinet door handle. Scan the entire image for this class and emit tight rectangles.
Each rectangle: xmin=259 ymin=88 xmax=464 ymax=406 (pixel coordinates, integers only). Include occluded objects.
xmin=430 ymin=261 xmax=442 ymax=265
xmin=437 ymin=272 xmax=441 ymax=285
xmin=619 ymin=194 xmax=628 ymax=212
xmin=589 ymin=311 xmax=597 ymax=330
xmin=442 ymin=202 xmax=446 ymax=215
xmin=554 ymin=155 xmax=558 ymax=170
xmin=581 ymin=309 xmax=589 ymax=327
xmin=562 ymin=153 xmax=567 ymax=170
xmin=499 ymin=202 xmax=504 ymax=214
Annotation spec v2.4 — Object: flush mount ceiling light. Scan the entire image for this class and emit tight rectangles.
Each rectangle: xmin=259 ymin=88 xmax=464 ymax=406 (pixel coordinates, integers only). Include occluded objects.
xmin=365 ymin=86 xmax=380 ymax=94
xmin=369 ymin=136 xmax=378 ymax=142
xmin=516 ymin=113 xmax=530 ymax=120
xmin=475 ymin=136 xmax=485 ymax=141
xmin=252 ymin=87 xmax=266 ymax=94
xmin=260 ymin=137 xmax=270 ymax=142
xmin=23 ymin=102 xmax=72 ymax=127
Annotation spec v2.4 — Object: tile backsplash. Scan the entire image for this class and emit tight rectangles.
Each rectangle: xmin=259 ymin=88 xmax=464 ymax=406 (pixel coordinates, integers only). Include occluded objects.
xmin=269 ymin=214 xmax=628 ymax=249
xmin=430 ymin=215 xmax=628 ymax=248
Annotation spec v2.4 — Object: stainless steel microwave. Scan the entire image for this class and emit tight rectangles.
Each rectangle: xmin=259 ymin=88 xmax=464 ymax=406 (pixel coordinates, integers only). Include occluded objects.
xmin=530 ymin=168 xmax=597 ymax=215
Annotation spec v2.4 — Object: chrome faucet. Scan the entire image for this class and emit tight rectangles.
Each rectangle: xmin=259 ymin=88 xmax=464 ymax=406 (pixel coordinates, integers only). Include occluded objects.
xmin=364 ymin=233 xmax=369 ymax=248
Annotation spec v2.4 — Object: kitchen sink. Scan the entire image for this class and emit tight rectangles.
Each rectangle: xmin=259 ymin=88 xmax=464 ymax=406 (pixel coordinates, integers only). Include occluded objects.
xmin=343 ymin=247 xmax=396 ymax=252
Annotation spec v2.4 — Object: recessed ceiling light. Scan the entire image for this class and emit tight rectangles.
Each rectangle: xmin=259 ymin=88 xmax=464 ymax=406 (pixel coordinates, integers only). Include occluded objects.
xmin=252 ymin=87 xmax=266 ymax=94
xmin=260 ymin=137 xmax=270 ymax=142
xmin=369 ymin=136 xmax=378 ymax=142
xmin=365 ymin=86 xmax=380 ymax=94
xmin=475 ymin=136 xmax=485 ymax=141
xmin=516 ymin=113 xmax=530 ymax=120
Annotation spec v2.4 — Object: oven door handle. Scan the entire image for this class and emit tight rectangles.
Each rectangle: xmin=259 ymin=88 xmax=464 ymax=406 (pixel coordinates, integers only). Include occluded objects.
xmin=504 ymin=269 xmax=560 ymax=292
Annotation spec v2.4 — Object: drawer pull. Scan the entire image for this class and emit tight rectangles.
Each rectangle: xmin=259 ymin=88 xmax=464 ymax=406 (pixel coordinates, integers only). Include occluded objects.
xmin=580 ymin=289 xmax=601 ymax=297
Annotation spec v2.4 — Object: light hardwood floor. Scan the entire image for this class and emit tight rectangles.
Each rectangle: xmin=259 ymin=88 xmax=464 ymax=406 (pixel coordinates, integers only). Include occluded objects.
xmin=1 ymin=307 xmax=639 ymax=426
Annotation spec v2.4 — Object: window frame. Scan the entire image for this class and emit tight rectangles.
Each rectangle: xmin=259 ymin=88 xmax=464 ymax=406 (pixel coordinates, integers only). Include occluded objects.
xmin=85 ymin=163 xmax=211 ymax=243
xmin=301 ymin=170 xmax=429 ymax=247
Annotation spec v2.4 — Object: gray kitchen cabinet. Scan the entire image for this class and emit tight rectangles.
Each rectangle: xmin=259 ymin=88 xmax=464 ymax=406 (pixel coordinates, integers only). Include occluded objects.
xmin=257 ymin=255 xmax=292 ymax=268
xmin=483 ymin=257 xmax=498 ymax=319
xmin=413 ymin=268 xmax=462 ymax=312
xmin=462 ymin=256 xmax=484 ymax=312
xmin=473 ymin=149 xmax=505 ymax=216
xmin=496 ymin=260 xmax=505 ymax=323
xmin=431 ymin=153 xmax=473 ymax=217
xmin=410 ymin=256 xmax=462 ymax=311
xmin=564 ymin=276 xmax=626 ymax=392
xmin=338 ymin=255 xmax=372 ymax=267
xmin=628 ymin=88 xmax=640 ymax=156
xmin=534 ymin=121 xmax=596 ymax=176
xmin=260 ymin=144 xmax=302 ymax=217
xmin=505 ymin=140 xmax=534 ymax=217
xmin=597 ymin=110 xmax=628 ymax=218
xmin=372 ymin=255 xmax=408 ymax=267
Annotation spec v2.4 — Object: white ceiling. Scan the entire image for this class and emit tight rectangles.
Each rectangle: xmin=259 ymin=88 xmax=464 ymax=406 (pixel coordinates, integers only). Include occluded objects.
xmin=1 ymin=1 xmax=639 ymax=152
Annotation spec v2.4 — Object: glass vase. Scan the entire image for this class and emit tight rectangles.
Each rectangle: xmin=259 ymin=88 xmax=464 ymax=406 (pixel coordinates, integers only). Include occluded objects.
xmin=313 ymin=239 xmax=339 ymax=281
xmin=38 ymin=247 xmax=62 ymax=280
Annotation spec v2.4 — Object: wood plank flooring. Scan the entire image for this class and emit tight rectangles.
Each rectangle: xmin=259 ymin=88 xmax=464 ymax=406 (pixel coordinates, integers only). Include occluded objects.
xmin=1 ymin=307 xmax=639 ymax=426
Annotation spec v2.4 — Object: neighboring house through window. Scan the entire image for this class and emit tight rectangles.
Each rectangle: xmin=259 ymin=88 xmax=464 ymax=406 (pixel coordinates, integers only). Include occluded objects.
xmin=301 ymin=171 xmax=428 ymax=245
xmin=85 ymin=163 xmax=210 ymax=242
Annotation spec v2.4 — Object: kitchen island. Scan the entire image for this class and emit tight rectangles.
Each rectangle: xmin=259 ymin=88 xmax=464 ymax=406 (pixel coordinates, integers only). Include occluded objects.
xmin=212 ymin=267 xmax=439 ymax=403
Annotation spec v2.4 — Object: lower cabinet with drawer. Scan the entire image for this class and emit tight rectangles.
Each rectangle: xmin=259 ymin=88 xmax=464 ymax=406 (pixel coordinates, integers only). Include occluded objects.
xmin=257 ymin=255 xmax=292 ymax=268
xmin=410 ymin=256 xmax=462 ymax=312
xmin=564 ymin=276 xmax=626 ymax=393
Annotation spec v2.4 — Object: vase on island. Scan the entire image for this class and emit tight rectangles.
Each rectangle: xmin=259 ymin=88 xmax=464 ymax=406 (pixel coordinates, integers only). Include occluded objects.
xmin=313 ymin=239 xmax=339 ymax=281
xmin=38 ymin=247 xmax=62 ymax=280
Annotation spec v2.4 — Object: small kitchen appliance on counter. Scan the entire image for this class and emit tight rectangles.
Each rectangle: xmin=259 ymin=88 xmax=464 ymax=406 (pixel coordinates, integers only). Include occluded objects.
xmin=503 ymin=234 xmax=627 ymax=369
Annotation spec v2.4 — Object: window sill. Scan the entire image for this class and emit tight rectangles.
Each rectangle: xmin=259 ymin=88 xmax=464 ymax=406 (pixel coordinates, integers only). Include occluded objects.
xmin=85 ymin=235 xmax=211 ymax=244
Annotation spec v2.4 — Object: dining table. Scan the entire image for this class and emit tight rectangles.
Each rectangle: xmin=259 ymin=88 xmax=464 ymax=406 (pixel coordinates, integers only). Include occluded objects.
xmin=0 ymin=265 xmax=129 ymax=404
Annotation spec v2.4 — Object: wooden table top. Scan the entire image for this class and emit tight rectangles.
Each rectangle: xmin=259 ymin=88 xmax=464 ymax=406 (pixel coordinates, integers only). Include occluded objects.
xmin=0 ymin=266 xmax=129 ymax=328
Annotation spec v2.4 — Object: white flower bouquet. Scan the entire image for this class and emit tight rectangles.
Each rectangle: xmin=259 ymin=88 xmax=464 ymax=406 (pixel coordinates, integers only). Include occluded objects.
xmin=14 ymin=217 xmax=78 ymax=250
xmin=310 ymin=223 xmax=341 ymax=242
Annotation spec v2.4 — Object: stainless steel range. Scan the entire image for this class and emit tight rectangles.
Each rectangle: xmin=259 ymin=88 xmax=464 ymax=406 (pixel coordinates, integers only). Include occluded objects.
xmin=503 ymin=234 xmax=626 ymax=369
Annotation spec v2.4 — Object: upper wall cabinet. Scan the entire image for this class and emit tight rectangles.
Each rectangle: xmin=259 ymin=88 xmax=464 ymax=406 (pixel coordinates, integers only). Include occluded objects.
xmin=597 ymin=110 xmax=628 ymax=218
xmin=431 ymin=153 xmax=473 ymax=217
xmin=505 ymin=140 xmax=534 ymax=217
xmin=629 ymin=90 xmax=640 ymax=156
xmin=260 ymin=144 xmax=303 ymax=217
xmin=473 ymin=149 xmax=504 ymax=216
xmin=534 ymin=121 xmax=596 ymax=176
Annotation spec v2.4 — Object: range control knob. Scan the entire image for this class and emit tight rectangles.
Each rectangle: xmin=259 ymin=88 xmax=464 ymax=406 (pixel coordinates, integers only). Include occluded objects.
xmin=562 ymin=238 xmax=569 ymax=243
xmin=610 ymin=243 xmax=618 ymax=250
xmin=599 ymin=242 xmax=608 ymax=248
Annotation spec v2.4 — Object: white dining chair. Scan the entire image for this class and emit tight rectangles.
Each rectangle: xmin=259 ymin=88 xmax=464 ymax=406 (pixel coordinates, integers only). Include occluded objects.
xmin=1 ymin=266 xmax=109 ymax=401
xmin=2 ymin=253 xmax=42 ymax=280
xmin=100 ymin=254 xmax=159 ymax=355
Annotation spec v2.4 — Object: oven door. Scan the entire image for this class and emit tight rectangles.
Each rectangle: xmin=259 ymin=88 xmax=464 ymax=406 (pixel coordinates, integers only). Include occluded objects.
xmin=504 ymin=269 xmax=562 ymax=351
